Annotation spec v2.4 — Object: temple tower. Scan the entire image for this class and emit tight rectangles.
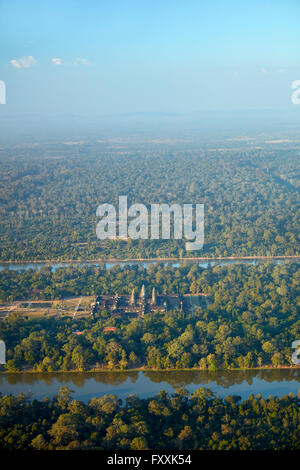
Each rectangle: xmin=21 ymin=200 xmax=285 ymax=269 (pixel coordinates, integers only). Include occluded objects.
xmin=130 ymin=288 xmax=136 ymax=306
xmin=140 ymin=284 xmax=146 ymax=300
xmin=151 ymin=287 xmax=157 ymax=305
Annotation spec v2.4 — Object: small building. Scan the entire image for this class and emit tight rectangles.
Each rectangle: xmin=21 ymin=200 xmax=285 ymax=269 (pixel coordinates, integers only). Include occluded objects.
xmin=103 ymin=327 xmax=117 ymax=332
xmin=0 ymin=340 xmax=6 ymax=364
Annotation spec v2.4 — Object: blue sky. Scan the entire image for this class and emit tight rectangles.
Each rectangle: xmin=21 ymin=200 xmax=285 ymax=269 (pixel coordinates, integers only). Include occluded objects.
xmin=1 ymin=0 xmax=300 ymax=118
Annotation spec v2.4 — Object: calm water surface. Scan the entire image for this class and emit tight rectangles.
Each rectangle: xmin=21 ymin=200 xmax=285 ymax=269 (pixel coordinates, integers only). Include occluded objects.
xmin=0 ymin=258 xmax=295 ymax=272
xmin=0 ymin=370 xmax=299 ymax=402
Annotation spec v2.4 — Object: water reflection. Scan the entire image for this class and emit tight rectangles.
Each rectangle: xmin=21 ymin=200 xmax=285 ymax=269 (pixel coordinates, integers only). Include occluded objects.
xmin=0 ymin=371 xmax=140 ymax=387
xmin=0 ymin=369 xmax=299 ymax=402
xmin=143 ymin=369 xmax=300 ymax=387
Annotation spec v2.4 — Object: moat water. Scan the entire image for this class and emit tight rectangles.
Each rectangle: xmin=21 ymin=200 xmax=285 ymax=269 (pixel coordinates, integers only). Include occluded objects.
xmin=0 ymin=258 xmax=296 ymax=272
xmin=0 ymin=369 xmax=299 ymax=402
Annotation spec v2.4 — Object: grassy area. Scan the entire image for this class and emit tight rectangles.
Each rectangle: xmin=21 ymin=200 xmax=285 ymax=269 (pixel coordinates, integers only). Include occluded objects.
xmin=0 ymin=296 xmax=95 ymax=319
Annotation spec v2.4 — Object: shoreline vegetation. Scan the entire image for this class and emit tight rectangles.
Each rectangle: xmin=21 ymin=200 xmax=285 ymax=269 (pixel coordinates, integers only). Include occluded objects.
xmin=1 ymin=386 xmax=299 ymax=450
xmin=1 ymin=254 xmax=300 ymax=265
xmin=1 ymin=365 xmax=300 ymax=374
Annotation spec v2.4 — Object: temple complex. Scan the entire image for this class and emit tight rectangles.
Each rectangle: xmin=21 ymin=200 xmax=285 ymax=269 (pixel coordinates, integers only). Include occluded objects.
xmin=91 ymin=285 xmax=208 ymax=319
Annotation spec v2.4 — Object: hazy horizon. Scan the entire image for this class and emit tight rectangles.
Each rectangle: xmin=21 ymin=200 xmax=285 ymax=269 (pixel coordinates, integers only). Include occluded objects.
xmin=1 ymin=0 xmax=300 ymax=141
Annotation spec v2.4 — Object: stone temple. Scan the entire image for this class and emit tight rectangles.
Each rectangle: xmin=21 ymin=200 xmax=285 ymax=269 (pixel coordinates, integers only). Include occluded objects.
xmin=91 ymin=285 xmax=208 ymax=319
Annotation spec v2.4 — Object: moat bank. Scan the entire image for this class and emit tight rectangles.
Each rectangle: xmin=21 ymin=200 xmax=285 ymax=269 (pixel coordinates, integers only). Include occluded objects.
xmin=0 ymin=369 xmax=299 ymax=401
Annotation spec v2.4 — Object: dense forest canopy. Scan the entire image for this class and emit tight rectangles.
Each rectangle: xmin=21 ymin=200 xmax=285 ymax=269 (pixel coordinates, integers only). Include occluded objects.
xmin=0 ymin=143 xmax=299 ymax=260
xmin=0 ymin=140 xmax=299 ymax=451
xmin=0 ymin=387 xmax=299 ymax=450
